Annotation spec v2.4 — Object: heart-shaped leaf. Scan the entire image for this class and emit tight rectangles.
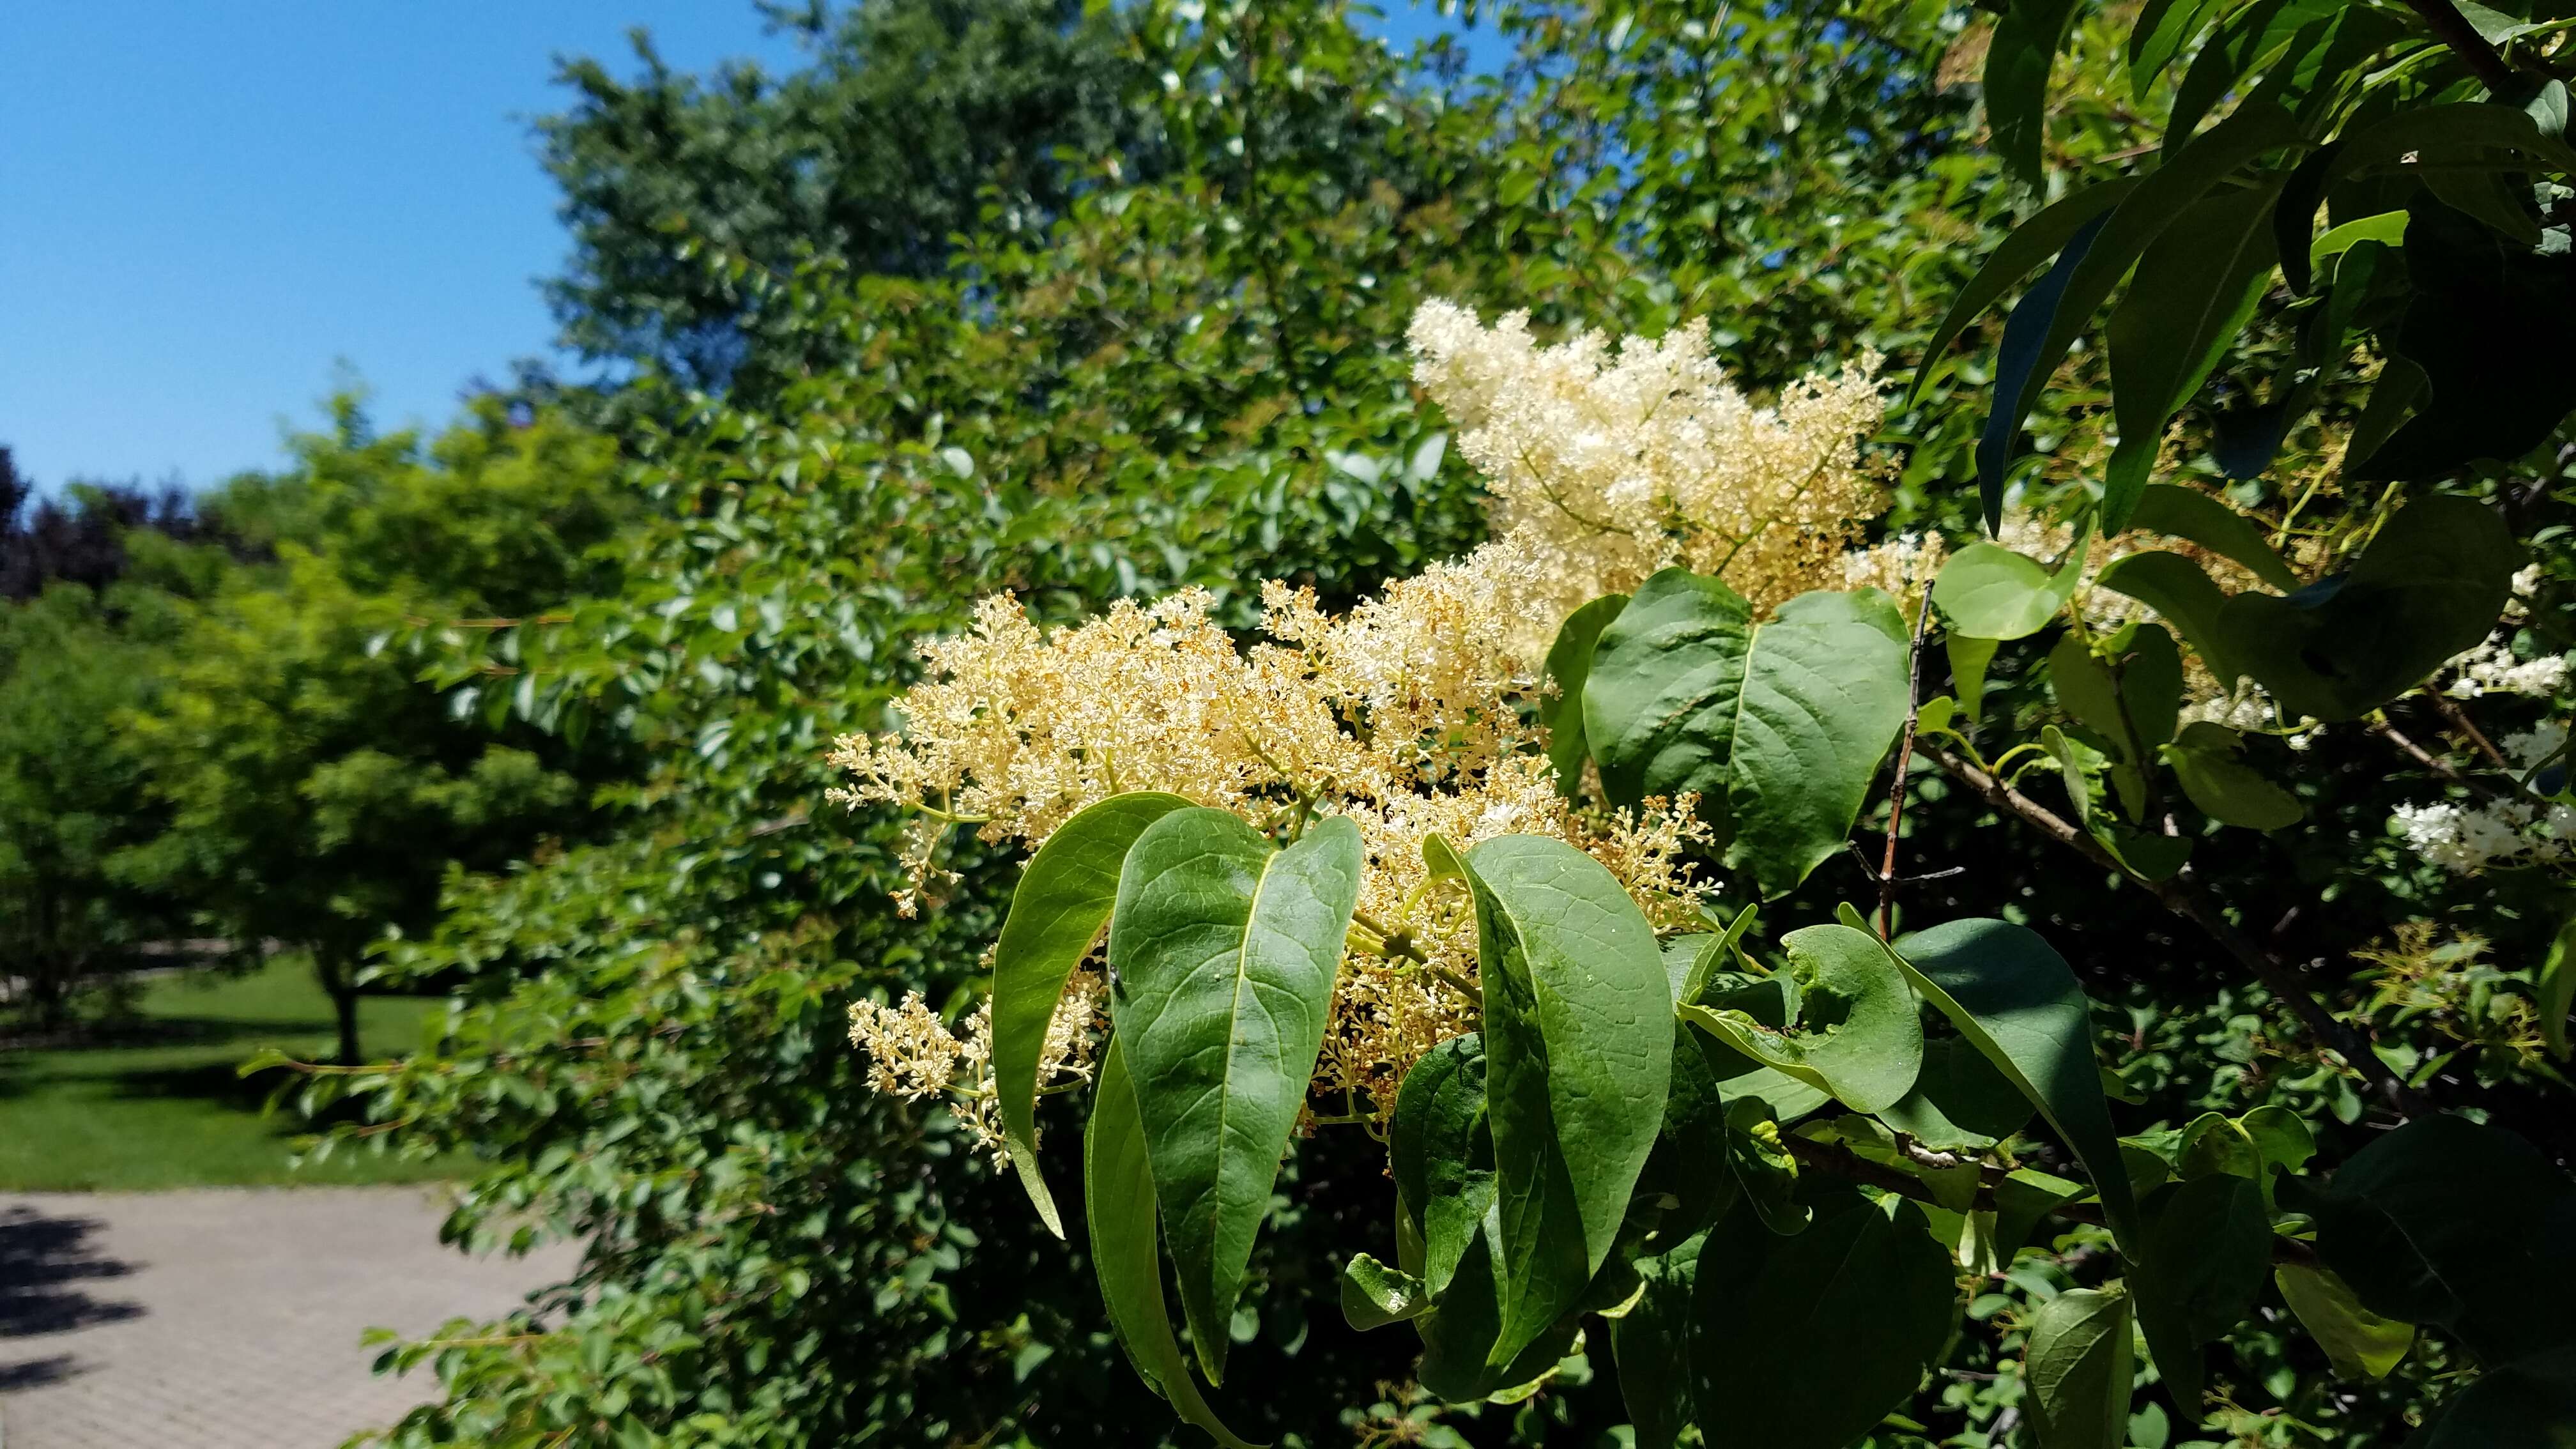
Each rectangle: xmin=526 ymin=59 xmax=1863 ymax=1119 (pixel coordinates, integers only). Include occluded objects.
xmin=1584 ymin=570 xmax=1910 ymax=896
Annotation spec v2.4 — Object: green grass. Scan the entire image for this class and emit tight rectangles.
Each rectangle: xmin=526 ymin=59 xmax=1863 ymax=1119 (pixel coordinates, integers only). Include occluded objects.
xmin=0 ymin=957 xmax=464 ymax=1191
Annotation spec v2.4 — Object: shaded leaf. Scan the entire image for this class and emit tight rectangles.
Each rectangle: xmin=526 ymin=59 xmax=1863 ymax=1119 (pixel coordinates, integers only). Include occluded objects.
xmin=2404 ymin=1346 xmax=2576 ymax=1446
xmin=2214 ymin=495 xmax=2522 ymax=720
xmin=1085 ymin=1042 xmax=1262 ymax=1449
xmin=2103 ymin=179 xmax=2287 ymax=530
xmin=2291 ymin=1114 xmax=2576 ymax=1365
xmin=1877 ymin=916 xmax=2140 ymax=1254
xmin=1464 ymin=834 xmax=1673 ymax=1367
xmin=2133 ymin=1173 xmax=2272 ymax=1410
xmin=1908 ymin=179 xmax=2143 ymax=407
xmin=1391 ymin=1032 xmax=1496 ymax=1300
xmin=2028 ymin=1286 xmax=2136 ymax=1449
xmin=2276 ymin=1264 xmax=2414 ymax=1380
xmin=1690 ymin=1192 xmax=1961 ymax=1449
xmin=1541 ymin=593 xmax=1630 ymax=798
xmin=2127 ymin=485 xmax=2301 ymax=592
xmin=1614 ymin=1231 xmax=1705 ymax=1449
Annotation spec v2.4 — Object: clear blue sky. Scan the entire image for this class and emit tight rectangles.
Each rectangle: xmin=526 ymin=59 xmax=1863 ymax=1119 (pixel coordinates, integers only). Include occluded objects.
xmin=1 ymin=3 xmax=1491 ymax=495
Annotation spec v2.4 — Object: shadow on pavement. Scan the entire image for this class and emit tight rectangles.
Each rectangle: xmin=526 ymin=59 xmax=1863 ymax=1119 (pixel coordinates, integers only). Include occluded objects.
xmin=0 ymin=1203 xmax=143 ymax=1389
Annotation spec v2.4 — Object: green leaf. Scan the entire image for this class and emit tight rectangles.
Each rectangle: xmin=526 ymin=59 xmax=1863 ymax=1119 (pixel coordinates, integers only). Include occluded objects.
xmin=1690 ymin=1192 xmax=1961 ymax=1449
xmin=1882 ymin=1036 xmax=2037 ymax=1151
xmin=2165 ymin=0 xmax=2324 ymax=151
xmin=1341 ymin=1253 xmax=1429 ymax=1330
xmin=1690 ymin=974 xmax=1837 ymax=1121
xmin=2215 ymin=496 xmax=2523 ymax=721
xmin=2309 ymin=210 xmax=2408 ymax=277
xmin=2290 ymin=1115 xmax=2576 ymax=1365
xmin=1876 ymin=916 xmax=2141 ymax=1254
xmin=2404 ymin=1346 xmax=2576 ymax=1446
xmin=1391 ymin=1032 xmax=1496 ymax=1300
xmin=2102 ymin=179 xmax=2287 ymax=530
xmin=2540 ymin=911 xmax=2576 ymax=1061
xmin=1542 ymin=593 xmax=1629 ymax=797
xmin=992 ymin=790 xmax=1192 ymax=1237
xmin=2133 ymin=1173 xmax=2272 ymax=1410
xmin=1462 ymin=834 xmax=1673 ymax=1367
xmin=1908 ymin=178 xmax=2143 ymax=407
xmin=1722 ymin=1095 xmax=1814 ymax=1235
xmin=1934 ymin=540 xmax=2087 ymax=640
xmin=1409 ymin=1202 xmax=1581 ymax=1404
xmin=2275 ymin=1264 xmax=2414 ymax=1379
xmin=2095 ymin=551 xmax=2242 ymax=685
xmin=1669 ymin=917 xmax=1916 ymax=1108
xmin=2359 ymin=199 xmax=2576 ymax=481
xmin=1613 ymin=1230 xmax=1705 ymax=1449
xmin=1949 ymin=632 xmax=2002 ymax=716
xmin=2127 ymin=486 xmax=2301 ymax=592
xmin=1979 ymin=212 xmax=2113 ymax=533
xmin=1584 ymin=571 xmax=1911 ymax=896
xmin=1108 ymin=809 xmax=1365 ymax=1382
xmin=1984 ymin=0 xmax=2087 ymax=186
xmin=2129 ymin=0 xmax=2225 ymax=93
xmin=1084 ymin=1041 xmax=1263 ymax=1449
xmin=1995 ymin=1168 xmax=2090 ymax=1261
xmin=1981 ymin=106 xmax=2306 ymax=532
xmin=1636 ymin=1022 xmax=1745 ymax=1241
xmin=2278 ymin=103 xmax=2576 ymax=296
xmin=2027 ymin=1286 xmax=2136 ymax=1449
xmin=2163 ymin=722 xmax=2303 ymax=829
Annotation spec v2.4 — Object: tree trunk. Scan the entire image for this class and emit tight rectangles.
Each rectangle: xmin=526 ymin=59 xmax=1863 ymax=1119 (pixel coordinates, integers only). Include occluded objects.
xmin=318 ymin=954 xmax=362 ymax=1066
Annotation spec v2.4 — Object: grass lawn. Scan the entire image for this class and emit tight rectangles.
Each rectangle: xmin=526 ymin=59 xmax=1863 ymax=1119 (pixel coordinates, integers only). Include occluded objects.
xmin=0 ymin=957 xmax=464 ymax=1191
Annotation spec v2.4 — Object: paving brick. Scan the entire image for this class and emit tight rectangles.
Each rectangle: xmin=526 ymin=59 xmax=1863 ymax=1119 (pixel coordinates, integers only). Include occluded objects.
xmin=0 ymin=1187 xmax=581 ymax=1448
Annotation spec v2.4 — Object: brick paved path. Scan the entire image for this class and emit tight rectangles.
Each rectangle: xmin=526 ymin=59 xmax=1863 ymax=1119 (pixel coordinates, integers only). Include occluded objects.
xmin=0 ymin=1188 xmax=583 ymax=1448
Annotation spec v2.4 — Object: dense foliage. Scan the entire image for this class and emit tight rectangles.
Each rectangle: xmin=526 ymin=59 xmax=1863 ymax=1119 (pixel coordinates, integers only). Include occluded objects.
xmin=9 ymin=0 xmax=2575 ymax=1446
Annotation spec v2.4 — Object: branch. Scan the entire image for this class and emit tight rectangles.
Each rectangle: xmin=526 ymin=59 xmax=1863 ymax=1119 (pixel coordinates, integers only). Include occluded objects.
xmin=2372 ymin=717 xmax=2512 ymax=801
xmin=1784 ymin=1135 xmax=2322 ymax=1269
xmin=2395 ymin=0 xmax=2522 ymax=93
xmin=1929 ymin=748 xmax=2434 ymax=1119
xmin=1877 ymin=593 xmax=1938 ymax=935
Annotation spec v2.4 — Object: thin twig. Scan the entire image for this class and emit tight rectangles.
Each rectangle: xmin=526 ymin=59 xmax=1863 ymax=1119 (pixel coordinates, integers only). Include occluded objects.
xmin=1929 ymin=747 xmax=2432 ymax=1119
xmin=2371 ymin=717 xmax=2513 ymax=801
xmin=2425 ymin=690 xmax=2515 ymax=775
xmin=1879 ymin=593 xmax=1938 ymax=937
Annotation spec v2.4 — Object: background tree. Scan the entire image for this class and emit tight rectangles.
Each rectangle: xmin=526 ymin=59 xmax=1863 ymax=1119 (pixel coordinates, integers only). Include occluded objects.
xmin=111 ymin=402 xmax=630 ymax=1063
xmin=540 ymin=0 xmax=1139 ymax=386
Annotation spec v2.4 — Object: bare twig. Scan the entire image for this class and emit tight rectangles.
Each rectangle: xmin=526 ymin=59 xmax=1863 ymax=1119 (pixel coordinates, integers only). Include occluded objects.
xmin=1929 ymin=747 xmax=2433 ymax=1119
xmin=2371 ymin=717 xmax=2511 ymax=801
xmin=2425 ymin=690 xmax=2516 ymax=775
xmin=1879 ymin=594 xmax=1938 ymax=936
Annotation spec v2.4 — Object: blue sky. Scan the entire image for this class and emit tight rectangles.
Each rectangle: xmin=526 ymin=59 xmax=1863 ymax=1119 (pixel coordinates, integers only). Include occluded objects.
xmin=1 ymin=3 xmax=1493 ymax=495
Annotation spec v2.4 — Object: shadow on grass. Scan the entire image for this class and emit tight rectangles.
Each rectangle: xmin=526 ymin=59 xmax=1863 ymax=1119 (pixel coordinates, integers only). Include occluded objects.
xmin=0 ymin=1204 xmax=144 ymax=1389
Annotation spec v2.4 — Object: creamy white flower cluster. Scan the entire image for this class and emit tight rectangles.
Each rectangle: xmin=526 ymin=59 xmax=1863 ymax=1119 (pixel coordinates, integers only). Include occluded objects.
xmin=1406 ymin=300 xmax=1887 ymax=656
xmin=2389 ymin=724 xmax=2576 ymax=875
xmin=2444 ymin=566 xmax=2570 ymax=700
